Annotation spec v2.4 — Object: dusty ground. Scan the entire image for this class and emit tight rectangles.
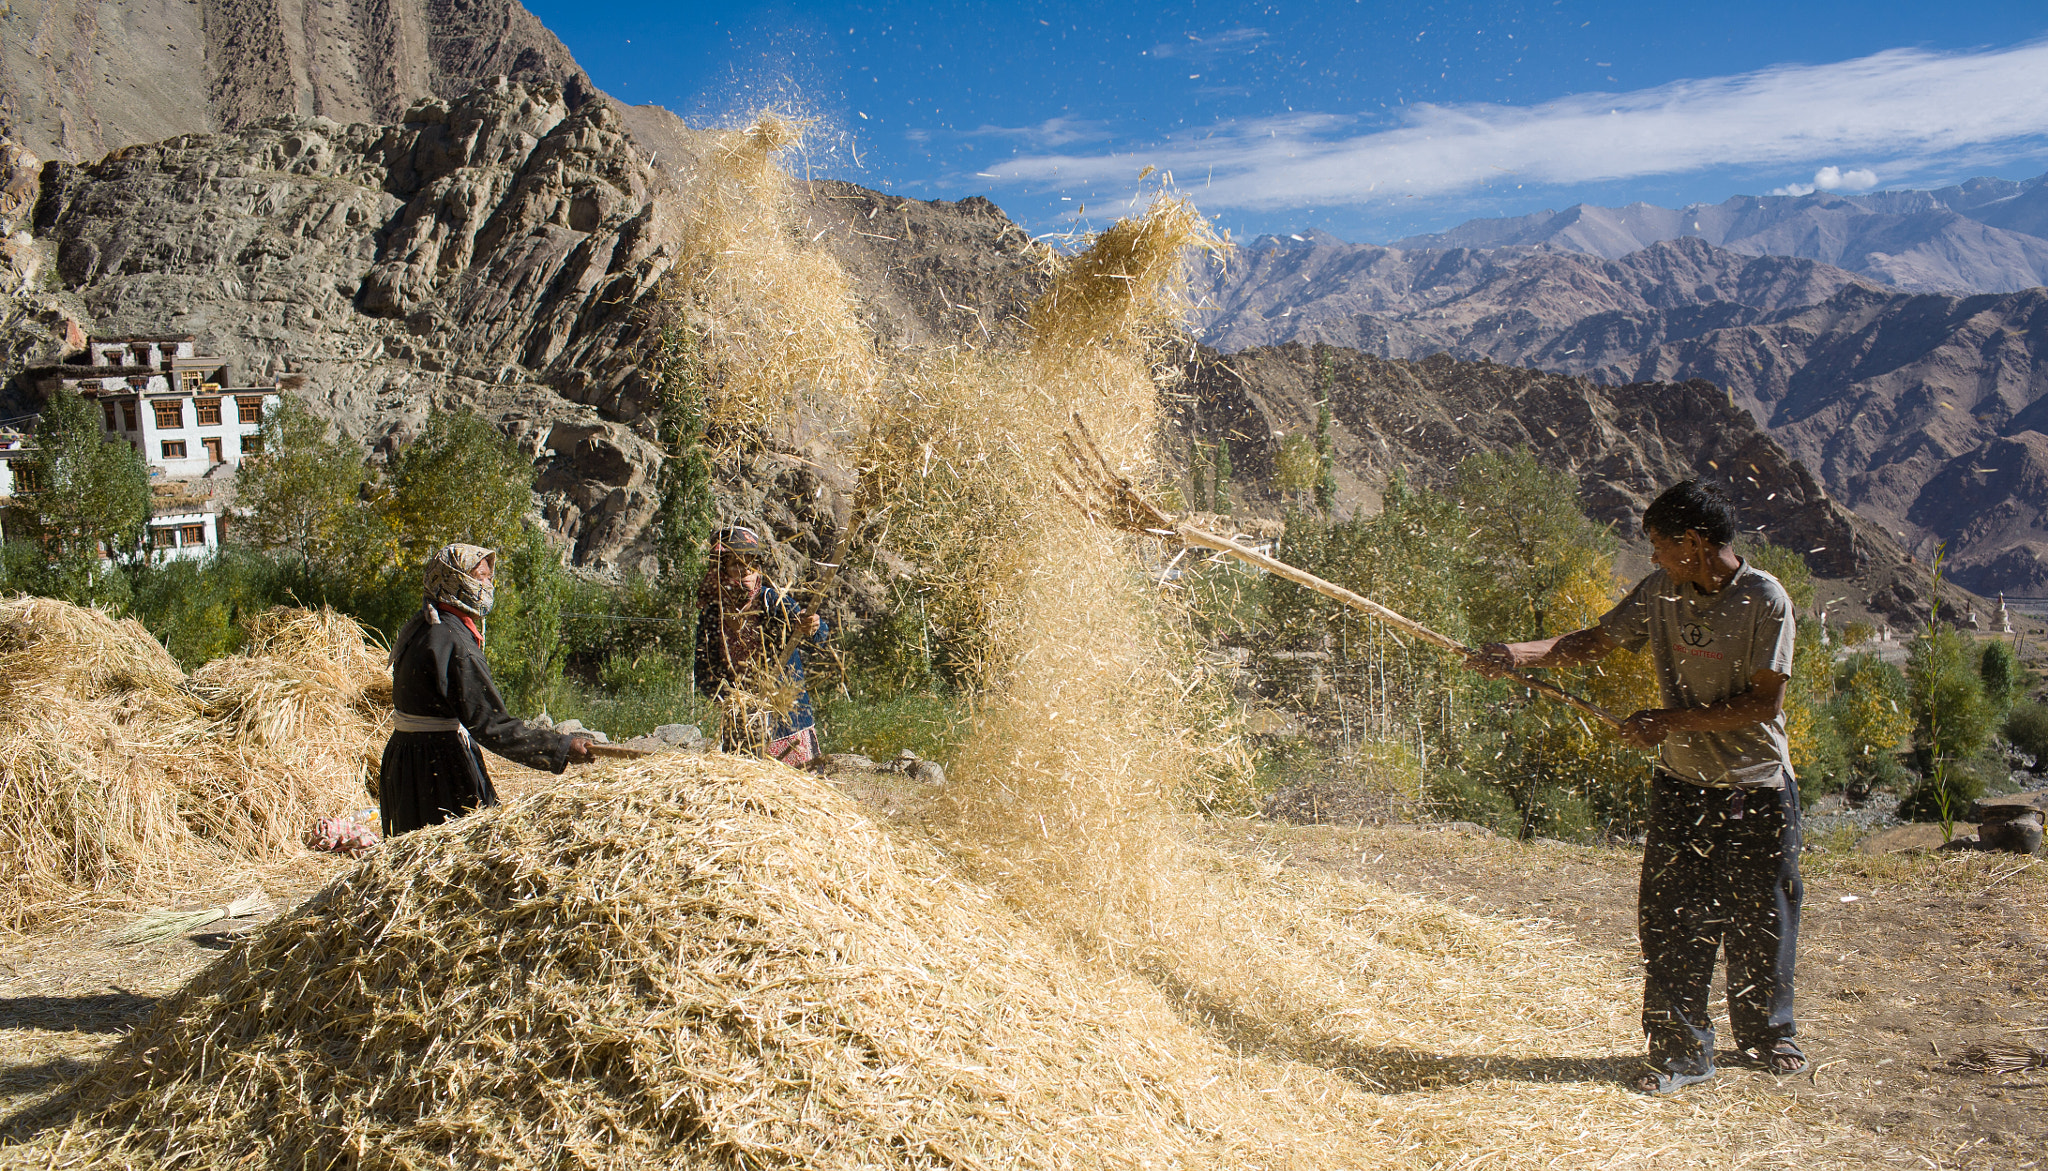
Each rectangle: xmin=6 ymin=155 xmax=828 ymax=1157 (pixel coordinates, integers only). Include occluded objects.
xmin=1201 ymin=820 xmax=2048 ymax=1167
xmin=3 ymin=763 xmax=2045 ymax=1166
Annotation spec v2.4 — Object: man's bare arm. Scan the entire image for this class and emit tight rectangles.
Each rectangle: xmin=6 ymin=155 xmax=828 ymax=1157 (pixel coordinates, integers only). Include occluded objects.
xmin=1467 ymin=626 xmax=1619 ymax=676
xmin=1623 ymin=668 xmax=1788 ymax=745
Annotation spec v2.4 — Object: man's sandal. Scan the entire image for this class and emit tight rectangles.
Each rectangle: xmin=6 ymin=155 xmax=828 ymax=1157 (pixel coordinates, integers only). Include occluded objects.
xmin=1742 ymin=1039 xmax=1806 ymax=1075
xmin=1634 ymin=1063 xmax=1715 ymax=1095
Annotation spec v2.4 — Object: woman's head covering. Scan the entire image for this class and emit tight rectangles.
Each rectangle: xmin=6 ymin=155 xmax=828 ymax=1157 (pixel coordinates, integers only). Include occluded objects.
xmin=713 ymin=526 xmax=765 ymax=557
xmin=424 ymin=543 xmax=496 ymax=618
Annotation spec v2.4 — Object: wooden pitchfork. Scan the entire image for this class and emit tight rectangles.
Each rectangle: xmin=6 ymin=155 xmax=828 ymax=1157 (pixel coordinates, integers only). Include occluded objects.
xmin=1048 ymin=414 xmax=1624 ymax=731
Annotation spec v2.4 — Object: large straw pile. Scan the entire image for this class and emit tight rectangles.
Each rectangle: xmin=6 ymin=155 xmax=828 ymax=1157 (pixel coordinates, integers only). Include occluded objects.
xmin=0 ymin=598 xmax=388 ymax=928
xmin=26 ymin=756 xmax=1385 ymax=1168
xmin=16 ymin=758 xmax=1856 ymax=1169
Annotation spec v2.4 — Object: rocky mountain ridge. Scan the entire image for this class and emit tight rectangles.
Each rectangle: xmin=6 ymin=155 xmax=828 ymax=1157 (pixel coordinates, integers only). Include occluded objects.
xmin=1192 ymin=234 xmax=2048 ymax=593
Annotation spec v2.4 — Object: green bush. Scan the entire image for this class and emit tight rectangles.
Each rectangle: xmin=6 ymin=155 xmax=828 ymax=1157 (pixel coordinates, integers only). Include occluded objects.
xmin=1527 ymin=785 xmax=1597 ymax=843
xmin=2005 ymin=701 xmax=2048 ymax=767
xmin=1909 ymin=629 xmax=1996 ymax=770
xmin=127 ymin=549 xmax=290 ymax=668
xmin=1980 ymin=640 xmax=2026 ymax=712
xmin=535 ymin=649 xmax=712 ymax=739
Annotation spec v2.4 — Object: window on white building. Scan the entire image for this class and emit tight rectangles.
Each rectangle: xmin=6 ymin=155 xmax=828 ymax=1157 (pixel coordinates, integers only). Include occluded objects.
xmin=121 ymin=401 xmax=137 ymax=430
xmin=181 ymin=524 xmax=204 ymax=546
xmin=102 ymin=402 xmax=117 ymax=430
xmin=240 ymin=435 xmax=263 ymax=456
xmin=153 ymin=401 xmax=183 ymax=430
xmin=196 ymin=397 xmax=222 ymax=426
xmin=162 ymin=440 xmax=187 ymax=459
xmin=236 ymin=397 xmax=265 ymax=424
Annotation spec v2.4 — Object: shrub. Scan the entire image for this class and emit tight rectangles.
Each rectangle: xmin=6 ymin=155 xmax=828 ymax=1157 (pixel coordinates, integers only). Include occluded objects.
xmin=1980 ymin=640 xmax=2026 ymax=712
xmin=1425 ymin=768 xmax=1521 ymax=837
xmin=2004 ymin=701 xmax=2048 ymax=767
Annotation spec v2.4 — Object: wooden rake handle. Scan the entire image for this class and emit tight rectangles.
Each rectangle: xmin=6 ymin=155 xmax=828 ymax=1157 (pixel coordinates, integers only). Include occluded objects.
xmin=1050 ymin=414 xmax=1625 ymax=731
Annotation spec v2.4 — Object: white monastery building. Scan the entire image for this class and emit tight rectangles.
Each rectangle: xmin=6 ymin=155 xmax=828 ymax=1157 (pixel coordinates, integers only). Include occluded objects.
xmin=9 ymin=334 xmax=289 ymax=561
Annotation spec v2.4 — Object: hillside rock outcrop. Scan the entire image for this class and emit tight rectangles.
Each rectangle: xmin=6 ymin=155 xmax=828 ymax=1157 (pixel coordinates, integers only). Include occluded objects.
xmin=0 ymin=0 xmax=595 ymax=165
xmin=22 ymin=79 xmax=672 ymax=568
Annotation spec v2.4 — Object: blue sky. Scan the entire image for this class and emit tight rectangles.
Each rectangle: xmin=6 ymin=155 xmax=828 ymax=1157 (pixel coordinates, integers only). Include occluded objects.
xmin=524 ymin=1 xmax=2048 ymax=244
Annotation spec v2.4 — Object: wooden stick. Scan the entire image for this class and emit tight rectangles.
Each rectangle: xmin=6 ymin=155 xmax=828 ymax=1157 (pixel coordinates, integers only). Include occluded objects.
xmin=1055 ymin=414 xmax=1625 ymax=730
xmin=587 ymin=743 xmax=655 ymax=760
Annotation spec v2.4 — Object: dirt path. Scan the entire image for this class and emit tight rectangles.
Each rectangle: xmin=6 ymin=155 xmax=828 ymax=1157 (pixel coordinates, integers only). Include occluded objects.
xmin=1209 ymin=821 xmax=2048 ymax=1168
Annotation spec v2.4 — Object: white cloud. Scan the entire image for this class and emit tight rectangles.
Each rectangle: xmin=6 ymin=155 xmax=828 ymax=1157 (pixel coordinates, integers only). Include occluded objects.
xmin=1770 ymin=165 xmax=1882 ymax=195
xmin=1147 ymin=27 xmax=1268 ymax=61
xmin=964 ymin=116 xmax=1110 ymax=149
xmin=984 ymin=39 xmax=2048 ymax=210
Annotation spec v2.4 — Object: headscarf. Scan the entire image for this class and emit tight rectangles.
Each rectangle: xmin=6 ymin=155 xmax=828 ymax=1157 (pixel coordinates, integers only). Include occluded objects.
xmin=389 ymin=543 xmax=497 ymax=668
xmin=424 ymin=543 xmax=496 ymax=619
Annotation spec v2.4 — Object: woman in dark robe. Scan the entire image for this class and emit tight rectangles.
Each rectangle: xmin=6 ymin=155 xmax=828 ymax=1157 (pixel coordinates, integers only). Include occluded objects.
xmin=694 ymin=525 xmax=828 ymax=766
xmin=380 ymin=543 xmax=593 ymax=836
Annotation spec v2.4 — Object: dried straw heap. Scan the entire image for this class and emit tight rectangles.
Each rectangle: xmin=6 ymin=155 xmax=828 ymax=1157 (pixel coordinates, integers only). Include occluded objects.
xmin=27 ymin=756 xmax=1360 ymax=1168
xmin=0 ymin=597 xmax=388 ymax=928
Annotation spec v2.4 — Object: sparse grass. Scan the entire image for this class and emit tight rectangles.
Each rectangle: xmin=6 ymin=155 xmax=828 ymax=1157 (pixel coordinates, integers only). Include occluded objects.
xmin=816 ymin=689 xmax=970 ymax=763
xmin=530 ymin=651 xmax=715 ymax=740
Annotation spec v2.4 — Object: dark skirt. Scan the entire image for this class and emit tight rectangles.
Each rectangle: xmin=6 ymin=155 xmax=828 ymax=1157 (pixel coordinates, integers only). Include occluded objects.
xmin=378 ymin=730 xmax=499 ymax=837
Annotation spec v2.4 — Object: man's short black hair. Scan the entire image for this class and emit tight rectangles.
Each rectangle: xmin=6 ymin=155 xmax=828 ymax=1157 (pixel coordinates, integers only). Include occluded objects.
xmin=1642 ymin=480 xmax=1737 ymax=546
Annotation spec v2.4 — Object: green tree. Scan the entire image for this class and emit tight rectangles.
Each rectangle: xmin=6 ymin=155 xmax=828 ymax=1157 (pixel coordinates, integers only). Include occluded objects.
xmin=1212 ymin=438 xmax=1232 ymax=516
xmin=1905 ymin=625 xmax=1995 ymax=823
xmin=1189 ymin=439 xmax=1208 ymax=512
xmin=13 ymin=388 xmax=149 ymax=603
xmin=1453 ymin=450 xmax=1610 ymax=642
xmin=1831 ymin=654 xmax=1913 ymax=778
xmin=382 ymin=410 xmax=535 ymax=570
xmin=1273 ymin=433 xmax=1320 ymax=504
xmin=650 ymin=323 xmax=717 ymax=660
xmin=1979 ymin=639 xmax=2025 ymax=713
xmin=232 ymin=396 xmax=371 ymax=581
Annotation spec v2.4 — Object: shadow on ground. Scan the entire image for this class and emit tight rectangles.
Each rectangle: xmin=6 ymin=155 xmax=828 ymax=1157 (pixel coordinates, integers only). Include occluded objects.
xmin=0 ymin=992 xmax=155 ymax=1034
xmin=1153 ymin=968 xmax=1641 ymax=1092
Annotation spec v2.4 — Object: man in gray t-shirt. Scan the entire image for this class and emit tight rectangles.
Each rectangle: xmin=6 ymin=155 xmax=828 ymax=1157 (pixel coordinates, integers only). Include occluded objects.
xmin=1466 ymin=480 xmax=1805 ymax=1096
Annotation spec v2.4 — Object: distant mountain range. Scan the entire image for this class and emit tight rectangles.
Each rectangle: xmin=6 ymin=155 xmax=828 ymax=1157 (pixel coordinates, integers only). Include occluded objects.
xmin=1389 ymin=175 xmax=2048 ymax=294
xmin=1189 ymin=234 xmax=2048 ymax=593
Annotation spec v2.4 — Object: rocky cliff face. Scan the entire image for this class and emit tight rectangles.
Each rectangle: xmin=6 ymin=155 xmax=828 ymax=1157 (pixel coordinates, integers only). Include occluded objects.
xmin=18 ymin=79 xmax=672 ymax=566
xmin=0 ymin=0 xmax=594 ymax=164
xmin=0 ymin=79 xmax=1070 ymax=574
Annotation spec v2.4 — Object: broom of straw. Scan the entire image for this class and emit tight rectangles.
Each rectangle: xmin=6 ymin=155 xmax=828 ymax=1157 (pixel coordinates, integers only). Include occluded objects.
xmin=1050 ymin=414 xmax=1624 ymax=731
xmin=104 ymin=890 xmax=273 ymax=946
